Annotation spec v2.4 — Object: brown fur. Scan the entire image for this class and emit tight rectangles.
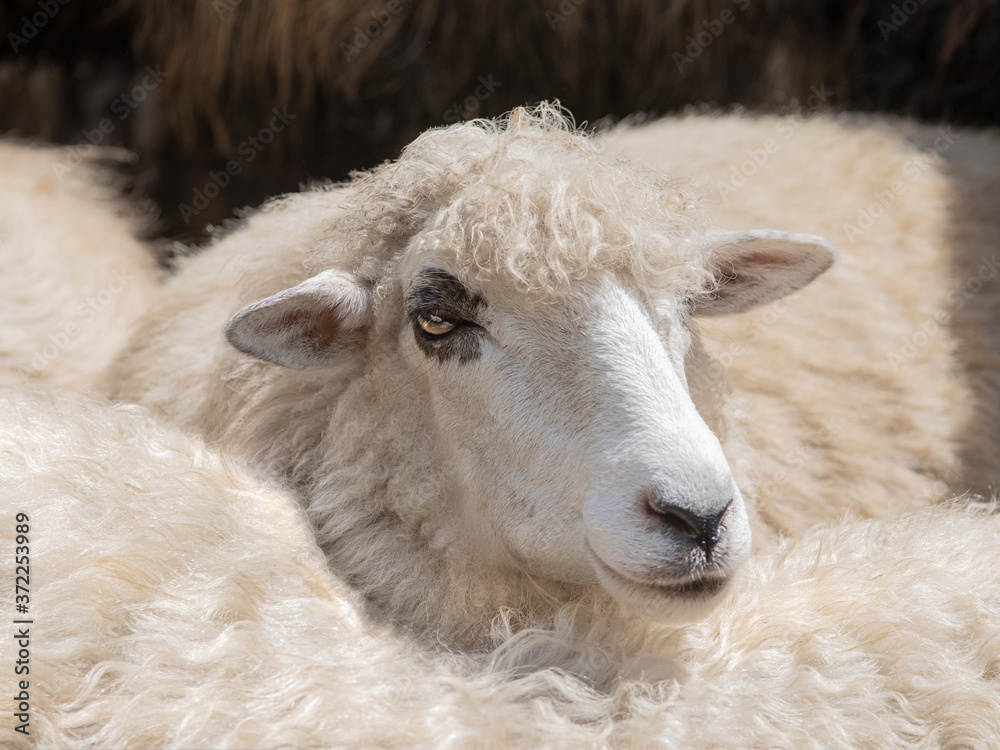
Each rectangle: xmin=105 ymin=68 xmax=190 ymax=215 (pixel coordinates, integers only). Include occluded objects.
xmin=1 ymin=0 xmax=996 ymax=241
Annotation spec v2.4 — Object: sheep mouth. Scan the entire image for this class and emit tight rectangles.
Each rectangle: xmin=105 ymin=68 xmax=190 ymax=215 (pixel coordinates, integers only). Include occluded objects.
xmin=654 ymin=574 xmax=728 ymax=598
xmin=585 ymin=542 xmax=729 ymax=603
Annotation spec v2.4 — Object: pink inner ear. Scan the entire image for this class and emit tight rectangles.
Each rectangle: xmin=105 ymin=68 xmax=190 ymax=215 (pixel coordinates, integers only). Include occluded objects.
xmin=276 ymin=303 xmax=344 ymax=349
xmin=741 ymin=251 xmax=794 ymax=267
xmin=308 ymin=306 xmax=344 ymax=347
xmin=715 ymin=251 xmax=795 ymax=284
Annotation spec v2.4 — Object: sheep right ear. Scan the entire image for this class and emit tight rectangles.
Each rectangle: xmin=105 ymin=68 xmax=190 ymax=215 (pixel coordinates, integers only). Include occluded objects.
xmin=224 ymin=270 xmax=371 ymax=369
xmin=693 ymin=229 xmax=837 ymax=316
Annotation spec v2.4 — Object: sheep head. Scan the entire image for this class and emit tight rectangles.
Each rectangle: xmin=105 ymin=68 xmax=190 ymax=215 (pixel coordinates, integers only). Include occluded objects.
xmin=222 ymin=107 xmax=837 ymax=634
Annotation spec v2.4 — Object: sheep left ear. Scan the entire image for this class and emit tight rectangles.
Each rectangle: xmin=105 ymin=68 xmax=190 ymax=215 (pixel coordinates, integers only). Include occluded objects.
xmin=694 ymin=229 xmax=838 ymax=316
xmin=224 ymin=269 xmax=371 ymax=369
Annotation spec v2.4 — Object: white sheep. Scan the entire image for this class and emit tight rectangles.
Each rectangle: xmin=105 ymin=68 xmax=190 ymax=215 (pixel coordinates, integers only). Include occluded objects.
xmin=4 ymin=107 xmax=1000 ymax=743
xmin=0 ymin=142 xmax=160 ymax=390
xmin=7 ymin=105 xmax=997 ymax=663
xmin=98 ymin=104 xmax=1000 ymax=652
xmin=4 ymin=385 xmax=1000 ymax=748
xmin=102 ymin=105 xmax=842 ymax=650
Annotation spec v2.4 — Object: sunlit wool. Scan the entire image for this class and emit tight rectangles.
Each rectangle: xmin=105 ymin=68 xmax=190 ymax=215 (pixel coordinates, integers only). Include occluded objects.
xmin=3 ymin=387 xmax=1000 ymax=748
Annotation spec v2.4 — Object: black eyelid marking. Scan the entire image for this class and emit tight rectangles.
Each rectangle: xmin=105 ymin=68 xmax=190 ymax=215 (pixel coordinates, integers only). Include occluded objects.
xmin=406 ymin=268 xmax=487 ymax=363
xmin=406 ymin=268 xmax=486 ymax=316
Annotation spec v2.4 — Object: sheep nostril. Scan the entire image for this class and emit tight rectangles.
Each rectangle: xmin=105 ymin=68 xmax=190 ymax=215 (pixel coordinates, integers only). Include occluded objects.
xmin=643 ymin=489 xmax=732 ymax=554
xmin=646 ymin=494 xmax=700 ymax=535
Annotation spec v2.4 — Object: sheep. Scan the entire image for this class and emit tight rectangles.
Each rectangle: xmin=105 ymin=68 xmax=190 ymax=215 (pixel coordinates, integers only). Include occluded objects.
xmin=5 ymin=384 xmax=1000 ymax=748
xmin=100 ymin=104 xmax=845 ymax=651
xmin=100 ymin=104 xmax=1000 ymax=649
xmin=602 ymin=113 xmax=1000 ymax=534
xmin=0 ymin=142 xmax=160 ymax=390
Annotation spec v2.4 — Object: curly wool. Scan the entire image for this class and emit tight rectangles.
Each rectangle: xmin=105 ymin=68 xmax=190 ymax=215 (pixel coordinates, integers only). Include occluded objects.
xmin=0 ymin=386 xmax=611 ymax=749
xmin=323 ymin=103 xmax=711 ymax=300
xmin=4 ymin=386 xmax=1000 ymax=748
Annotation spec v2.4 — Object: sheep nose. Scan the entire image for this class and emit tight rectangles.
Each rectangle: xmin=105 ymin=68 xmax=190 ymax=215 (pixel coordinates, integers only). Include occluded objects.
xmin=644 ymin=491 xmax=732 ymax=556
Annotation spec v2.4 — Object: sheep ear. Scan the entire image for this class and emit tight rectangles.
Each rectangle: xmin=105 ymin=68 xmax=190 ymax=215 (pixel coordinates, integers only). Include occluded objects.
xmin=224 ymin=270 xmax=371 ymax=369
xmin=693 ymin=229 xmax=838 ymax=316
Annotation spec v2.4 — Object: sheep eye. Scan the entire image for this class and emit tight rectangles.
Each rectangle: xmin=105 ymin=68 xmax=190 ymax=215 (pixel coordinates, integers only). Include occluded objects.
xmin=417 ymin=312 xmax=458 ymax=336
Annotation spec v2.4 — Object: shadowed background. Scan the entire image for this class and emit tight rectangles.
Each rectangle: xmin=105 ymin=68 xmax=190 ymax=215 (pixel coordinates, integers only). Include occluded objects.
xmin=1 ymin=0 xmax=997 ymax=246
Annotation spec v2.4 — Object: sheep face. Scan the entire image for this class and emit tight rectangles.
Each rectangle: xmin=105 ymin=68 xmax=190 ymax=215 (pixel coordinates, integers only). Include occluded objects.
xmin=222 ymin=111 xmax=837 ymax=630
xmin=395 ymin=258 xmax=746 ymax=622
xmin=226 ymin=228 xmax=836 ymax=626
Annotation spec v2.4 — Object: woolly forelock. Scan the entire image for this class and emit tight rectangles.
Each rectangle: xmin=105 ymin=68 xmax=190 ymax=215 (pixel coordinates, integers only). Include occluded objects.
xmin=315 ymin=104 xmax=713 ymax=300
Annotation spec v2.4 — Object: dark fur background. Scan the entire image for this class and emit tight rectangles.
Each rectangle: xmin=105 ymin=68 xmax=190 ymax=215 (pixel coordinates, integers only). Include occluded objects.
xmin=2 ymin=0 xmax=997 ymax=245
